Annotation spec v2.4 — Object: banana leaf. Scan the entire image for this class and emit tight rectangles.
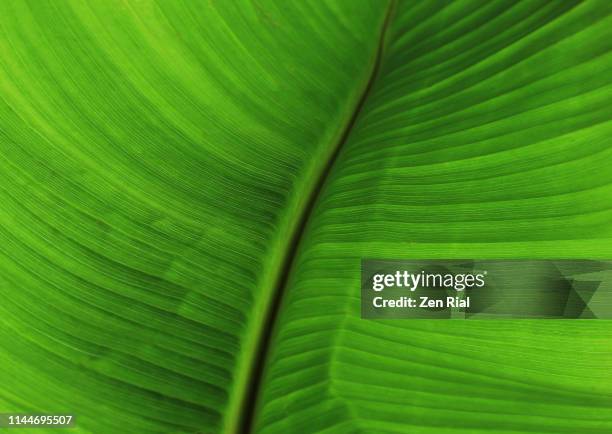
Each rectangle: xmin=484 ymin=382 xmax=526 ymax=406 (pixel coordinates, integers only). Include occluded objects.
xmin=0 ymin=1 xmax=611 ymax=433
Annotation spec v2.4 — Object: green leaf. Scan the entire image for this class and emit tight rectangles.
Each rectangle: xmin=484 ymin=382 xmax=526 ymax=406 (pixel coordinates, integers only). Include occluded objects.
xmin=1 ymin=1 xmax=611 ymax=434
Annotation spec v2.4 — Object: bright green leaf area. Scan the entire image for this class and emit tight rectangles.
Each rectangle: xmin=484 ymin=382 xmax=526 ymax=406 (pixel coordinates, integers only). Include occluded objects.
xmin=0 ymin=1 xmax=611 ymax=434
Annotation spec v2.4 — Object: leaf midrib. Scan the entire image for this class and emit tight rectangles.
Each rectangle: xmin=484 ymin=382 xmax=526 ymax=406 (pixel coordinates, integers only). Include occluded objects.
xmin=225 ymin=2 xmax=398 ymax=433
